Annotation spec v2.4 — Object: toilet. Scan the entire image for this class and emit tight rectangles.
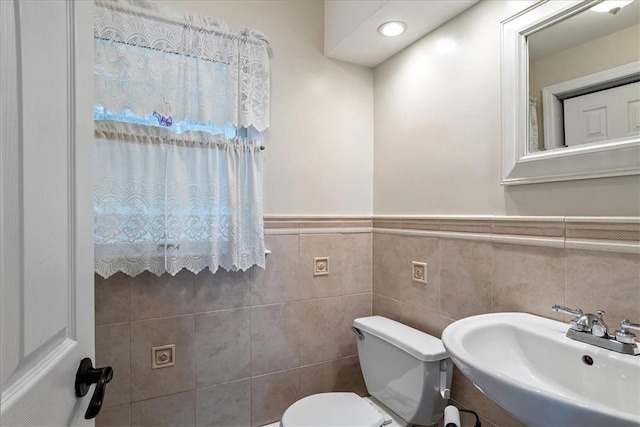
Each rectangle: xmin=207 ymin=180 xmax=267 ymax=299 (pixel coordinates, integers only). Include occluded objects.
xmin=280 ymin=316 xmax=453 ymax=427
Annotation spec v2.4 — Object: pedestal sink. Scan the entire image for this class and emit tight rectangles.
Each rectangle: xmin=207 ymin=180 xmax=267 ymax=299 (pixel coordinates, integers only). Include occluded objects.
xmin=441 ymin=313 xmax=640 ymax=427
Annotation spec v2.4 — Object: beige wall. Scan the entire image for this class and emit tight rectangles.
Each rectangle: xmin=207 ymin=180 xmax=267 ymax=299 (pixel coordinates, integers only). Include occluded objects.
xmin=530 ymin=22 xmax=640 ymax=103
xmin=166 ymin=0 xmax=374 ymax=216
xmin=530 ymin=23 xmax=640 ymax=147
xmin=373 ymin=0 xmax=640 ymax=216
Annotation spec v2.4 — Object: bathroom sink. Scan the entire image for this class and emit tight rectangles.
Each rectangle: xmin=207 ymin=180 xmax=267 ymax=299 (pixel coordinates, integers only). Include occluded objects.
xmin=441 ymin=312 xmax=640 ymax=427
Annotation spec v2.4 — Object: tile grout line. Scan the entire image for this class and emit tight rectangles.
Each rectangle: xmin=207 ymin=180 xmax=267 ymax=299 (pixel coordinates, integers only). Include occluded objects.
xmin=249 ymin=279 xmax=254 ymax=427
xmin=490 ymin=233 xmax=494 ymax=314
xmin=191 ymin=305 xmax=196 ymax=423
xmin=297 ymin=231 xmax=303 ymax=377
xmin=128 ymin=276 xmax=132 ymax=414
xmin=438 ymin=233 xmax=442 ymax=316
xmin=564 ymin=217 xmax=567 ymax=317
xmin=564 ymin=218 xmax=568 ymax=315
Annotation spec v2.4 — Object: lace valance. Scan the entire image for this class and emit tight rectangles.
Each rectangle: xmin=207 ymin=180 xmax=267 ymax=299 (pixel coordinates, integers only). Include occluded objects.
xmin=94 ymin=0 xmax=270 ymax=131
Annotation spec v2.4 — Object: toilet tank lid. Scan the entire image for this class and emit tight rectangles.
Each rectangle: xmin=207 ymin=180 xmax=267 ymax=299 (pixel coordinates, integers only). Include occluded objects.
xmin=354 ymin=316 xmax=448 ymax=362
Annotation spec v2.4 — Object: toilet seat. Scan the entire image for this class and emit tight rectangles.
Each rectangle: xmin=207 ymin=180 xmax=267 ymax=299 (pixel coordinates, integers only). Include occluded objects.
xmin=281 ymin=392 xmax=385 ymax=427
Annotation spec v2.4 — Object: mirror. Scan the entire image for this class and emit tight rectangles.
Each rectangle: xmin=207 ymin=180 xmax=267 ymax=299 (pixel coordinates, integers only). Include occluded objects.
xmin=501 ymin=0 xmax=640 ymax=185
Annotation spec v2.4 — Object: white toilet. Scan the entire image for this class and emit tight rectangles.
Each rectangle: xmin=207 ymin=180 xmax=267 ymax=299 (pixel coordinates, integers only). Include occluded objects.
xmin=280 ymin=315 xmax=453 ymax=427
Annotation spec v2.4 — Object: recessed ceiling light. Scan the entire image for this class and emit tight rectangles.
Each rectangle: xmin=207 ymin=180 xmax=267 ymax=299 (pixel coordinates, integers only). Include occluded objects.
xmin=377 ymin=21 xmax=407 ymax=37
xmin=590 ymin=0 xmax=633 ymax=14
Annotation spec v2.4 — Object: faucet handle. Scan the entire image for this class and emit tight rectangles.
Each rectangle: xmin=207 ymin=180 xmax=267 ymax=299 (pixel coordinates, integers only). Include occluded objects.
xmin=621 ymin=319 xmax=640 ymax=331
xmin=596 ymin=310 xmax=605 ymax=318
xmin=551 ymin=305 xmax=583 ymax=317
xmin=615 ymin=319 xmax=640 ymax=344
xmin=552 ymin=305 xmax=586 ymax=331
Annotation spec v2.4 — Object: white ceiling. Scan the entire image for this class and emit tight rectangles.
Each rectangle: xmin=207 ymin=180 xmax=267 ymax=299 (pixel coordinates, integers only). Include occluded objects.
xmin=324 ymin=0 xmax=479 ymax=68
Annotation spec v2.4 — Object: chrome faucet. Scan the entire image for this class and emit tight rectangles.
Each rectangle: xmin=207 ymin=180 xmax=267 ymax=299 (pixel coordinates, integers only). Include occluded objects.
xmin=551 ymin=305 xmax=639 ymax=356
xmin=551 ymin=305 xmax=609 ymax=335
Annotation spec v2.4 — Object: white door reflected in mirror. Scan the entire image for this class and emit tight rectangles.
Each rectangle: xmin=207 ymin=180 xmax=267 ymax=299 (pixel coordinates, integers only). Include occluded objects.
xmin=564 ymin=81 xmax=640 ymax=147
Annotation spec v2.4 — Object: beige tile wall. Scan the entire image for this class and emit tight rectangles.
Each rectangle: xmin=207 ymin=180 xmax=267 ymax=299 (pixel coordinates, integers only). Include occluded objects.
xmin=95 ymin=233 xmax=371 ymax=427
xmin=372 ymin=231 xmax=640 ymax=427
xmin=95 ymin=216 xmax=639 ymax=427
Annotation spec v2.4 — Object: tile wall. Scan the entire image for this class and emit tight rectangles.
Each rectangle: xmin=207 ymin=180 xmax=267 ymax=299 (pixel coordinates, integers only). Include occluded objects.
xmin=372 ymin=216 xmax=640 ymax=427
xmin=95 ymin=230 xmax=372 ymax=427
xmin=95 ymin=215 xmax=639 ymax=427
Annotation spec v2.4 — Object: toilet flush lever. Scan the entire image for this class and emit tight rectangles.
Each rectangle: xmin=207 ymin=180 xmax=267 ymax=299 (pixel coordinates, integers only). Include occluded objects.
xmin=439 ymin=360 xmax=450 ymax=400
xmin=351 ymin=326 xmax=364 ymax=341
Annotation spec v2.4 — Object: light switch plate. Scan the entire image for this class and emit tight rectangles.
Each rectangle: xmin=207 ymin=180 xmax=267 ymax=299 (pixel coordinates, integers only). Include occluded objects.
xmin=151 ymin=344 xmax=175 ymax=369
xmin=314 ymin=257 xmax=330 ymax=276
xmin=412 ymin=261 xmax=427 ymax=284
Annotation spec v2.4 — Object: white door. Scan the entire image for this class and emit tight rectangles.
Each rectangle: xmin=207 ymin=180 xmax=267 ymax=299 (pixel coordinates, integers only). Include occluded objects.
xmin=1 ymin=0 xmax=97 ymax=425
xmin=564 ymin=81 xmax=640 ymax=146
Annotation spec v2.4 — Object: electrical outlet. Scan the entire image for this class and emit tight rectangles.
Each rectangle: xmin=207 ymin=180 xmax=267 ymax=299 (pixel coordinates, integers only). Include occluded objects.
xmin=412 ymin=261 xmax=427 ymax=284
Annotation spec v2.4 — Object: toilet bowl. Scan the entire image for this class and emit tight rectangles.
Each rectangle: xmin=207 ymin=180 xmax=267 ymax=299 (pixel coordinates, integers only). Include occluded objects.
xmin=282 ymin=392 xmax=388 ymax=427
xmin=280 ymin=316 xmax=453 ymax=427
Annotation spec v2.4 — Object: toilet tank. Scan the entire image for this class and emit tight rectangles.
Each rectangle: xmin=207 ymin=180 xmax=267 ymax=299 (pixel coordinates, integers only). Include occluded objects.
xmin=353 ymin=316 xmax=452 ymax=426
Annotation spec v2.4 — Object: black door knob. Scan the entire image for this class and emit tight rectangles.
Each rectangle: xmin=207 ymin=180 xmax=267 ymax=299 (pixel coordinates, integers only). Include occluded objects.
xmin=75 ymin=358 xmax=113 ymax=419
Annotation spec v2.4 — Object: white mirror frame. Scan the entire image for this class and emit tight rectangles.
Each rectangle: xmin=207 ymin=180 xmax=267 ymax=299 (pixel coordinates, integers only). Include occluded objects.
xmin=500 ymin=0 xmax=640 ymax=185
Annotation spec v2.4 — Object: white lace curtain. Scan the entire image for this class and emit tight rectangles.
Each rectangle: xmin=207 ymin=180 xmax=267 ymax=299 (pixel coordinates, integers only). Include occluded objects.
xmin=94 ymin=0 xmax=270 ymax=131
xmin=94 ymin=0 xmax=268 ymax=278
xmin=529 ymin=96 xmax=539 ymax=153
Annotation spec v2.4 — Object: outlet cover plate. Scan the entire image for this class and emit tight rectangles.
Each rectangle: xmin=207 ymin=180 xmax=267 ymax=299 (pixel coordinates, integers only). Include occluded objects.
xmin=152 ymin=344 xmax=175 ymax=369
xmin=412 ymin=261 xmax=427 ymax=284
xmin=314 ymin=257 xmax=330 ymax=276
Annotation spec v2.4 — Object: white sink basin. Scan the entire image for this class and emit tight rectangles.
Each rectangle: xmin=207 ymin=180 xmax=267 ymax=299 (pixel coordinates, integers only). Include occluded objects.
xmin=442 ymin=313 xmax=640 ymax=427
